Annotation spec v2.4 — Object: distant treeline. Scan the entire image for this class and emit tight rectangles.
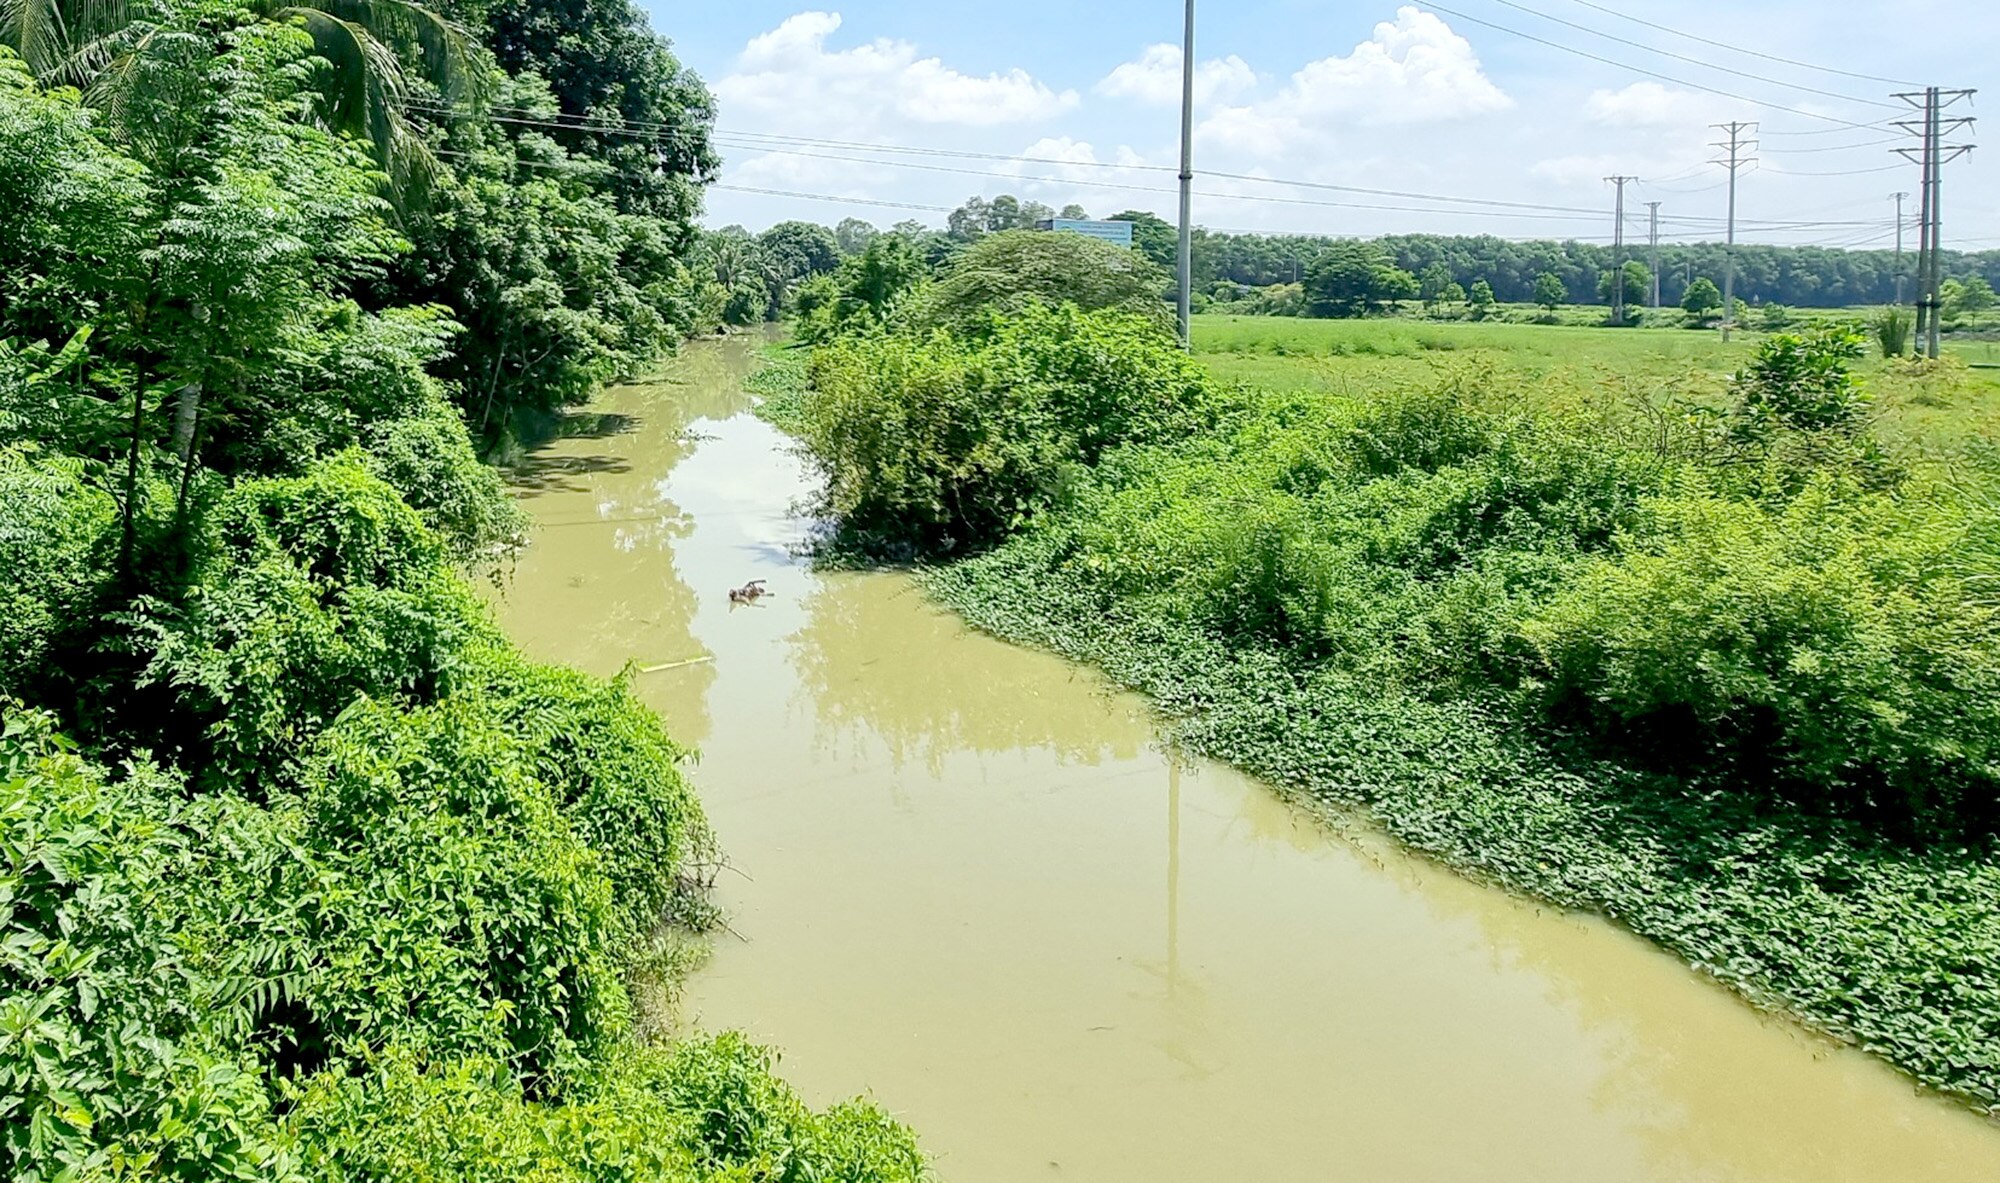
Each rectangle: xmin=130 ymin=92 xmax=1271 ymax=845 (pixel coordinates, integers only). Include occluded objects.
xmin=1151 ymin=219 xmax=1999 ymax=310
xmin=726 ymin=196 xmax=2000 ymax=322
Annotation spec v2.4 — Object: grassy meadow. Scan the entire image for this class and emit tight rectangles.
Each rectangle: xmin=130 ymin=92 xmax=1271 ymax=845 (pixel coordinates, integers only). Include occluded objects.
xmin=1193 ymin=312 xmax=2000 ymax=456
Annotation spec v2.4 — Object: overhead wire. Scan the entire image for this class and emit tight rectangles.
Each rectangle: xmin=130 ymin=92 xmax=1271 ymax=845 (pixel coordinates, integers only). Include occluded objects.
xmin=413 ymin=98 xmax=1915 ymax=232
xmin=1761 ymin=136 xmax=1903 ymax=154
xmin=411 ymin=99 xmax=1627 ymax=218
xmin=1559 ymin=0 xmax=1919 ymax=87
xmin=1418 ymin=0 xmax=1889 ymax=129
xmin=1482 ymin=0 xmax=1898 ymax=109
xmin=417 ymin=89 xmax=1958 ymax=242
xmin=1760 ymin=162 xmax=1911 ymax=177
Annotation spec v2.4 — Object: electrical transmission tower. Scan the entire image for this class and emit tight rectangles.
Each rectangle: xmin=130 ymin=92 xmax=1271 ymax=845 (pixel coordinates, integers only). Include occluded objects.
xmin=1894 ymin=88 xmax=1976 ymax=359
xmin=1606 ymin=176 xmax=1637 ymax=324
xmin=1710 ymin=122 xmax=1757 ymax=341
xmin=1645 ymin=201 xmax=1663 ymax=310
xmin=1891 ymin=191 xmax=1909 ymax=307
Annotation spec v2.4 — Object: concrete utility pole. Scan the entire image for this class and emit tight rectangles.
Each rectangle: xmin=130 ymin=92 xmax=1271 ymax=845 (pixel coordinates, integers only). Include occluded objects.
xmin=1175 ymin=0 xmax=1195 ymax=350
xmin=1645 ymin=201 xmax=1663 ymax=309
xmin=1891 ymin=191 xmax=1909 ymax=307
xmin=1606 ymin=175 xmax=1637 ymax=324
xmin=1893 ymin=88 xmax=1976 ymax=359
xmin=1711 ymin=121 xmax=1757 ymax=341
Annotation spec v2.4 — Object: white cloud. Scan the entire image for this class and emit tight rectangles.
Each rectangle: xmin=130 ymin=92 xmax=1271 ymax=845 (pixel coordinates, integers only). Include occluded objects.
xmin=715 ymin=12 xmax=1079 ymax=134
xmin=997 ymin=137 xmax=1160 ymax=205
xmin=1096 ymin=44 xmax=1257 ymax=107
xmin=1583 ymin=82 xmax=1713 ymax=128
xmin=1195 ymin=7 xmax=1510 ymax=158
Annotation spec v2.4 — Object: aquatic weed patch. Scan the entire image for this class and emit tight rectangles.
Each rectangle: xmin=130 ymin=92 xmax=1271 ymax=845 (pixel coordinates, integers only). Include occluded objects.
xmin=923 ymin=539 xmax=2000 ymax=1111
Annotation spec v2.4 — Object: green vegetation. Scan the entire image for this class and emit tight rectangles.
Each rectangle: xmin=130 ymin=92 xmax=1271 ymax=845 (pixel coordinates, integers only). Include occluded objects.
xmin=788 ymin=302 xmax=1207 ymax=555
xmin=0 ymin=2 xmax=926 ymax=1179
xmin=775 ymin=224 xmax=2000 ymax=1111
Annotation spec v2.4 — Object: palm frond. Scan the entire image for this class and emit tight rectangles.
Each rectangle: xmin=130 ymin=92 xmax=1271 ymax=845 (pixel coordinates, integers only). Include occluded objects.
xmin=269 ymin=0 xmax=478 ymax=105
xmin=3 ymin=0 xmax=130 ymax=79
xmin=2 ymin=0 xmax=67 ymax=76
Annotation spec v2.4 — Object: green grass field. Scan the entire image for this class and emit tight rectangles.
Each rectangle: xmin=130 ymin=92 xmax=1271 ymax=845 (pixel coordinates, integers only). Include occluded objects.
xmin=1191 ymin=313 xmax=2000 ymax=457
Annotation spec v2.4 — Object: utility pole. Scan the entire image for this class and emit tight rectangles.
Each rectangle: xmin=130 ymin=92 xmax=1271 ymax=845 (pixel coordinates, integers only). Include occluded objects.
xmin=1891 ymin=191 xmax=1909 ymax=307
xmin=1606 ymin=175 xmax=1636 ymax=324
xmin=1710 ymin=121 xmax=1757 ymax=341
xmin=1893 ymin=88 xmax=1976 ymax=359
xmin=1645 ymin=200 xmax=1663 ymax=310
xmin=1175 ymin=0 xmax=1195 ymax=350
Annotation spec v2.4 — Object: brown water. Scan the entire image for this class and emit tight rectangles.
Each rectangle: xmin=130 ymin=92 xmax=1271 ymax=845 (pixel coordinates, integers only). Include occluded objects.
xmin=491 ymin=337 xmax=2000 ymax=1182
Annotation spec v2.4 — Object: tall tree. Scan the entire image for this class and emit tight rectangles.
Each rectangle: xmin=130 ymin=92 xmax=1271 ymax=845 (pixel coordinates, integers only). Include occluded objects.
xmin=1533 ymin=271 xmax=1568 ymax=312
xmin=470 ymin=0 xmax=716 ymax=229
xmin=3 ymin=0 xmax=477 ymax=191
xmin=834 ymin=216 xmax=877 ymax=256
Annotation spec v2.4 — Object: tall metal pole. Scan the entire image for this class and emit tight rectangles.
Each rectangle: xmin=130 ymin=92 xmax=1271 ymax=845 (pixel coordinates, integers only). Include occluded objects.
xmin=1645 ymin=201 xmax=1663 ymax=310
xmin=1920 ymin=87 xmax=1936 ymax=357
xmin=1606 ymin=175 xmax=1635 ymax=324
xmin=1175 ymin=0 xmax=1195 ymax=349
xmin=1711 ymin=121 xmax=1756 ymax=341
xmin=1901 ymin=93 xmax=1935 ymax=347
xmin=1895 ymin=87 xmax=1976 ymax=358
xmin=1892 ymin=191 xmax=1909 ymax=307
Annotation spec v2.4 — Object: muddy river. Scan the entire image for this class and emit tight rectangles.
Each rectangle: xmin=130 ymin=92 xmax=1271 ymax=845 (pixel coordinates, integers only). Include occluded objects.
xmin=491 ymin=336 xmax=2000 ymax=1182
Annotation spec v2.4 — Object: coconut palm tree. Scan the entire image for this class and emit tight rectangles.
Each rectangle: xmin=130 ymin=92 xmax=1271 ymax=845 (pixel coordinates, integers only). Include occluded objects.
xmin=1 ymin=0 xmax=476 ymax=191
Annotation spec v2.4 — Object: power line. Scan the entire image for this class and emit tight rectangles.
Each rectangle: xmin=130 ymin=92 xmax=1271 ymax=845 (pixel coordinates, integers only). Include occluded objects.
xmin=415 ymin=99 xmax=1900 ymax=231
xmin=1559 ymin=0 xmax=1920 ymax=87
xmin=712 ymin=185 xmax=952 ymax=214
xmin=410 ymin=99 xmax=1624 ymax=217
xmin=1417 ymin=1 xmax=1888 ymax=129
xmin=1761 ymin=162 xmax=1910 ymax=177
xmin=1483 ymin=0 xmax=1897 ymax=109
xmin=1762 ymin=137 xmax=1903 ymax=155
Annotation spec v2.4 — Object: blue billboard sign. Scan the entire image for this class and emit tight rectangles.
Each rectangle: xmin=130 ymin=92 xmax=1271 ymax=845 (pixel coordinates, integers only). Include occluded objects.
xmin=1037 ymin=218 xmax=1136 ymax=247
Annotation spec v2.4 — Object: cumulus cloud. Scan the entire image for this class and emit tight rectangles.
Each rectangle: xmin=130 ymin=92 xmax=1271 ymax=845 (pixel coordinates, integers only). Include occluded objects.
xmin=1194 ymin=7 xmax=1510 ymax=158
xmin=997 ymin=137 xmax=1160 ymax=204
xmin=715 ymin=12 xmax=1079 ymax=133
xmin=1096 ymin=44 xmax=1257 ymax=107
xmin=1583 ymin=82 xmax=1715 ymax=128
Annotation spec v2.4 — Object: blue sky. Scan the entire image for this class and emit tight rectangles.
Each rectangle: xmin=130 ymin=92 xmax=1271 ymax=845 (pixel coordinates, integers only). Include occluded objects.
xmin=642 ymin=1 xmax=1999 ymax=248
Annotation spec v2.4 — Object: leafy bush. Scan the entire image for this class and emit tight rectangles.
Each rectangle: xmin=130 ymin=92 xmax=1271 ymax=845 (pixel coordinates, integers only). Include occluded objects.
xmin=0 ymin=709 xmax=301 ymax=1183
xmin=794 ymin=303 xmax=1211 ymax=553
xmin=0 ymin=450 xmax=117 ymax=701
xmin=2 ymin=704 xmax=921 ymax=1183
xmin=297 ymin=696 xmax=633 ymax=1084
xmin=361 ymin=396 xmax=528 ymax=567
xmin=464 ymin=653 xmax=714 ymax=945
xmin=287 ymin=1036 xmax=927 ymax=1183
xmin=1513 ymin=475 xmax=2000 ymax=828
xmin=127 ymin=456 xmax=494 ymax=792
xmin=1729 ymin=326 xmax=1871 ymax=437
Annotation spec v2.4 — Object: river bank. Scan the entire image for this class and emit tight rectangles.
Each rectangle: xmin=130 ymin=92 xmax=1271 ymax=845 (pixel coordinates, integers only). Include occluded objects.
xmin=489 ymin=336 xmax=2000 ymax=1181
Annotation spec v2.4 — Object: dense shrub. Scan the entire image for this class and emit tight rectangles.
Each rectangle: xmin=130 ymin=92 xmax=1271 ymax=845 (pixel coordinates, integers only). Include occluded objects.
xmin=127 ymin=456 xmax=495 ymax=792
xmin=465 ymin=653 xmax=713 ymax=945
xmin=361 ymin=396 xmax=528 ymax=566
xmin=0 ymin=450 xmax=118 ymax=700
xmin=1514 ymin=475 xmax=2000 ymax=826
xmin=2 ymin=705 xmax=923 ymax=1183
xmin=794 ymin=303 xmax=1211 ymax=553
xmin=0 ymin=709 xmax=300 ymax=1183
xmin=288 ymin=1037 xmax=926 ymax=1183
